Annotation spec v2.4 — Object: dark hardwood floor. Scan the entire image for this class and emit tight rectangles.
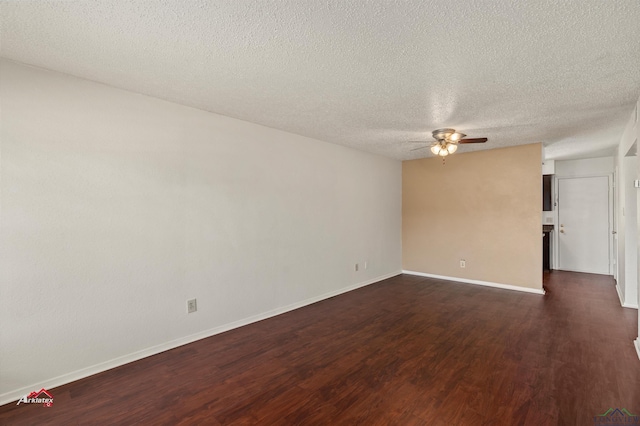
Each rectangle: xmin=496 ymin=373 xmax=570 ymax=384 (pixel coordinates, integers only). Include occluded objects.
xmin=2 ymin=272 xmax=639 ymax=425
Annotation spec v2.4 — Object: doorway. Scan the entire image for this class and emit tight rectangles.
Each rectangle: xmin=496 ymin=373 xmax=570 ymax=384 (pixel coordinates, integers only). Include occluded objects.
xmin=557 ymin=175 xmax=611 ymax=274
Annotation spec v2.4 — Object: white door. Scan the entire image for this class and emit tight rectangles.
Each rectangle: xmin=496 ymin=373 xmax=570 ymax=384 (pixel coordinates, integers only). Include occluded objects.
xmin=557 ymin=176 xmax=610 ymax=274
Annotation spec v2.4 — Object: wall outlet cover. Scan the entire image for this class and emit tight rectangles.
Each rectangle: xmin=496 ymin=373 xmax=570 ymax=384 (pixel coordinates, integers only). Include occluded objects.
xmin=187 ymin=299 xmax=197 ymax=314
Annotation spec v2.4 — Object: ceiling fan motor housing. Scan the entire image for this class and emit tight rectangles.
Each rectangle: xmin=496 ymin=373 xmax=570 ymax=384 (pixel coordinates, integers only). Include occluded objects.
xmin=432 ymin=128 xmax=465 ymax=142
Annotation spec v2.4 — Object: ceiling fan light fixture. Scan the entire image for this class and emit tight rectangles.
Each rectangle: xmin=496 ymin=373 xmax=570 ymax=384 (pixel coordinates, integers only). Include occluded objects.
xmin=449 ymin=132 xmax=465 ymax=141
xmin=410 ymin=128 xmax=487 ymax=160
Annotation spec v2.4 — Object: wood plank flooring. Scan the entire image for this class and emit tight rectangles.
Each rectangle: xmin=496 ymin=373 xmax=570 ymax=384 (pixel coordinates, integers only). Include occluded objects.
xmin=1 ymin=271 xmax=639 ymax=425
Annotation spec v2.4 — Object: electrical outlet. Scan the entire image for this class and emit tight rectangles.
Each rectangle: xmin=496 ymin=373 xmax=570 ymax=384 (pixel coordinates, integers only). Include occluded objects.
xmin=364 ymin=261 xmax=368 ymax=270
xmin=355 ymin=263 xmax=359 ymax=272
xmin=460 ymin=259 xmax=466 ymax=268
xmin=187 ymin=298 xmax=197 ymax=314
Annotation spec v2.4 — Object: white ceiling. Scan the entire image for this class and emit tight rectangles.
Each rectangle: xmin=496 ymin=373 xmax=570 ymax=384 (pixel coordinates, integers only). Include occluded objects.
xmin=2 ymin=1 xmax=640 ymax=160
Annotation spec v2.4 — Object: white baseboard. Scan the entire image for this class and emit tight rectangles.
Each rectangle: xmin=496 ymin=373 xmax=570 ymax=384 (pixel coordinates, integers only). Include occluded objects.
xmin=616 ymin=284 xmax=626 ymax=306
xmin=615 ymin=284 xmax=639 ymax=309
xmin=635 ymin=339 xmax=640 ymax=361
xmin=402 ymin=270 xmax=545 ymax=295
xmin=0 ymin=270 xmax=402 ymax=407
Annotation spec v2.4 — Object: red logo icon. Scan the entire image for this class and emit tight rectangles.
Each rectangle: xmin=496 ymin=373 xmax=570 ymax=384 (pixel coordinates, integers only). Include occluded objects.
xmin=17 ymin=388 xmax=54 ymax=407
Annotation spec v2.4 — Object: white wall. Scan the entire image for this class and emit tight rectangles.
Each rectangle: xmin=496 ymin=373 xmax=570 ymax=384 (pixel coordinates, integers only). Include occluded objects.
xmin=0 ymin=60 xmax=402 ymax=403
xmin=623 ymin=155 xmax=638 ymax=307
xmin=616 ymin=156 xmax=626 ymax=295
xmin=615 ymin=100 xmax=639 ymax=311
xmin=555 ymin=157 xmax=614 ymax=177
xmin=636 ymin=100 xmax=640 ymax=358
xmin=542 ymin=159 xmax=555 ymax=175
xmin=613 ymin=96 xmax=640 ymax=359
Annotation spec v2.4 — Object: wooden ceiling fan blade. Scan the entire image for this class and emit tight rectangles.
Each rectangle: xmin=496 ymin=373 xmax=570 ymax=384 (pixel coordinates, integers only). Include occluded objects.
xmin=458 ymin=138 xmax=488 ymax=144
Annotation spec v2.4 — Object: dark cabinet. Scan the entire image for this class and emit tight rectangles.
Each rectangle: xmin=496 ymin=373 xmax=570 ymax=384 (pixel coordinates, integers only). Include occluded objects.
xmin=543 ymin=231 xmax=551 ymax=271
xmin=543 ymin=175 xmax=552 ymax=211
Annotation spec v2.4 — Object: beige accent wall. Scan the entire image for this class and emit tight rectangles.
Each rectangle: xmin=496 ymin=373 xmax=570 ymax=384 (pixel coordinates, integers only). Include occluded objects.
xmin=403 ymin=143 xmax=542 ymax=290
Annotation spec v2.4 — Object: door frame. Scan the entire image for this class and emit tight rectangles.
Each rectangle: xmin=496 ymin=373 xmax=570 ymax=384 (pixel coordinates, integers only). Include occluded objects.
xmin=553 ymin=173 xmax=614 ymax=275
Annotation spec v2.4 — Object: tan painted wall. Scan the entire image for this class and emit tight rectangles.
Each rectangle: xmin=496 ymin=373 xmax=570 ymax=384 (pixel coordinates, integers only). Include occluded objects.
xmin=403 ymin=143 xmax=543 ymax=290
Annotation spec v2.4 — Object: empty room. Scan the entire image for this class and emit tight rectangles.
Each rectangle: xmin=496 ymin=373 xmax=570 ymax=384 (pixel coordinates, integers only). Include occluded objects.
xmin=1 ymin=1 xmax=640 ymax=425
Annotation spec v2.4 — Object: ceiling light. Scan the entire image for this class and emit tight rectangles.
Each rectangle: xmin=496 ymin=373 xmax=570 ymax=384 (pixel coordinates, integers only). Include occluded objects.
xmin=449 ymin=132 xmax=465 ymax=141
xmin=411 ymin=128 xmax=488 ymax=164
xmin=431 ymin=141 xmax=458 ymax=157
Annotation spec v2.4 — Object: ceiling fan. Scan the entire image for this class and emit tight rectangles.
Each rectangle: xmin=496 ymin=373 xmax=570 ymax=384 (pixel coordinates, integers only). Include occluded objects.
xmin=410 ymin=128 xmax=488 ymax=158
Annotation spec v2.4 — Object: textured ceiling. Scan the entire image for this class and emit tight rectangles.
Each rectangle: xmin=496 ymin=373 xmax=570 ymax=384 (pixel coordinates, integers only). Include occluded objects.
xmin=2 ymin=0 xmax=640 ymax=160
